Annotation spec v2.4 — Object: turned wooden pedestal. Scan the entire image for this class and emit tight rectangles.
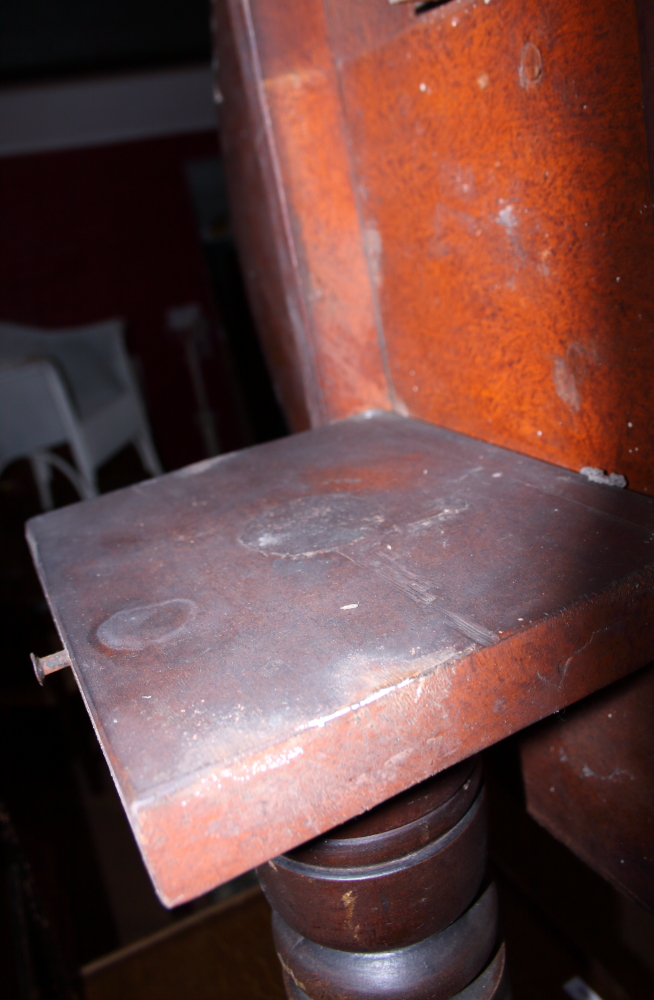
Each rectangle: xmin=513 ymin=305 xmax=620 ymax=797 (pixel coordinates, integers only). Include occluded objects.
xmin=259 ymin=758 xmax=509 ymax=1000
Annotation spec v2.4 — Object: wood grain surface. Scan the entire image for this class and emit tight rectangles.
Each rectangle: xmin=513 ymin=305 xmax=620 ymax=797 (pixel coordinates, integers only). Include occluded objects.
xmin=214 ymin=0 xmax=654 ymax=492
xmin=213 ymin=0 xmax=393 ymax=430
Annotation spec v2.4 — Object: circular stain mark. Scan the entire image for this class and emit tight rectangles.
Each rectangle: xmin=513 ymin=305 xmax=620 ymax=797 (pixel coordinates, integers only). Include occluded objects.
xmin=241 ymin=493 xmax=384 ymax=558
xmin=97 ymin=599 xmax=197 ymax=651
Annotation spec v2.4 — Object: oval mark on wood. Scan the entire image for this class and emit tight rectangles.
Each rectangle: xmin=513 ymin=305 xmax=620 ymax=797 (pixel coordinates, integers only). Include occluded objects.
xmin=520 ymin=42 xmax=543 ymax=88
xmin=97 ymin=599 xmax=197 ymax=651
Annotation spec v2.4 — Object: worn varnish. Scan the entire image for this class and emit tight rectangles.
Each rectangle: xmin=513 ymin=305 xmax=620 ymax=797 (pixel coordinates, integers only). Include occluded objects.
xmin=214 ymin=0 xmax=654 ymax=492
xmin=27 ymin=412 xmax=654 ymax=905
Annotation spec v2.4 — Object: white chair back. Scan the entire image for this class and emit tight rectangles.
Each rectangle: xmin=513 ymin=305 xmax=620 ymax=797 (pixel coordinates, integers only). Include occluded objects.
xmin=0 ymin=319 xmax=162 ymax=508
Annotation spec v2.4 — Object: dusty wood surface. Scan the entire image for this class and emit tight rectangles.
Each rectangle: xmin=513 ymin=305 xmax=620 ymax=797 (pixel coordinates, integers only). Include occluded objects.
xmin=27 ymin=412 xmax=654 ymax=904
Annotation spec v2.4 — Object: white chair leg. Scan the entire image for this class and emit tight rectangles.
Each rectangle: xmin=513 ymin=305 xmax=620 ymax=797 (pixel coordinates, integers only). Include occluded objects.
xmin=37 ymin=452 xmax=98 ymax=503
xmin=135 ymin=427 xmax=163 ymax=478
xmin=64 ymin=440 xmax=99 ymax=500
xmin=30 ymin=452 xmax=54 ymax=511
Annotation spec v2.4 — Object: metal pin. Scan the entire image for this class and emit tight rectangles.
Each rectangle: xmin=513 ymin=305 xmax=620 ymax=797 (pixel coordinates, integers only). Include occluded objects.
xmin=31 ymin=649 xmax=71 ymax=686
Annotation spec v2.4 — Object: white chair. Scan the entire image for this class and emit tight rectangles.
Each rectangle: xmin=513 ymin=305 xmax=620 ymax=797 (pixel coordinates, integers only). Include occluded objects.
xmin=0 ymin=319 xmax=162 ymax=509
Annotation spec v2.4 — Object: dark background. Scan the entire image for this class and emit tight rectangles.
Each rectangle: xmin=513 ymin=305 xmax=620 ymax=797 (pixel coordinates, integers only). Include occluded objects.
xmin=0 ymin=1 xmax=211 ymax=83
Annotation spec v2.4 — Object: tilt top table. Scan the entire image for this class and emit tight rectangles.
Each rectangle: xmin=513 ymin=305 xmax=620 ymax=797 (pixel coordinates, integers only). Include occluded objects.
xmin=27 ymin=411 xmax=654 ymax=999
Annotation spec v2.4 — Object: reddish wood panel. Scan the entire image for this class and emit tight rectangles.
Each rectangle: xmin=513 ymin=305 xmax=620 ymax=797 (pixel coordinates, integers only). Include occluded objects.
xmin=328 ymin=0 xmax=654 ymax=493
xmin=520 ymin=662 xmax=654 ymax=912
xmin=636 ymin=0 xmax=654 ymax=186
xmin=213 ymin=0 xmax=392 ymax=430
xmin=213 ymin=1 xmax=313 ymax=431
xmin=216 ymin=0 xmax=654 ymax=492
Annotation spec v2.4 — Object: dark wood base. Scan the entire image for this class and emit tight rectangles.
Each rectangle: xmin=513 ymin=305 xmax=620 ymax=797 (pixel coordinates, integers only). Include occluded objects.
xmin=280 ymin=945 xmax=509 ymax=1000
xmin=258 ymin=758 xmax=509 ymax=1000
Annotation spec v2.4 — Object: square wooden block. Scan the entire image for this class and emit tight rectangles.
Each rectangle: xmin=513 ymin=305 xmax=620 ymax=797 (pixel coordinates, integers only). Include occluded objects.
xmin=27 ymin=413 xmax=654 ymax=904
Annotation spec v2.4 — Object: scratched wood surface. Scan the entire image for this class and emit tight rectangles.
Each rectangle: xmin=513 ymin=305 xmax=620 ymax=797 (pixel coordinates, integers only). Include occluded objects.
xmin=27 ymin=413 xmax=654 ymax=904
xmin=214 ymin=0 xmax=654 ymax=493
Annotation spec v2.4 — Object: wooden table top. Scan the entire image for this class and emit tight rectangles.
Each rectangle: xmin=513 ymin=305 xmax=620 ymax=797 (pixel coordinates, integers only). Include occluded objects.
xmin=27 ymin=412 xmax=654 ymax=904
